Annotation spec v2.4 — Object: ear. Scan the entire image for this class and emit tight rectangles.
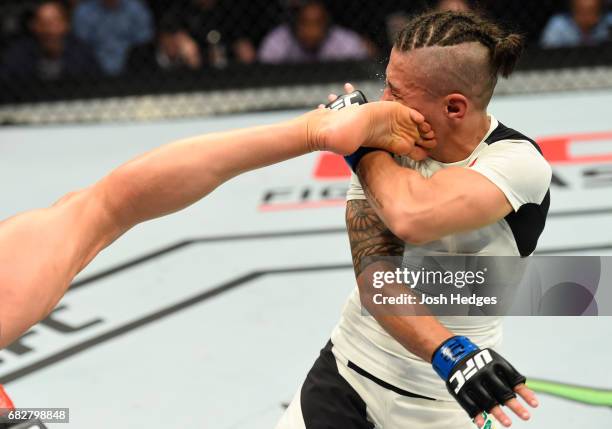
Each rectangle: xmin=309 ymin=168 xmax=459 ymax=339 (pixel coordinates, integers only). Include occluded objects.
xmin=444 ymin=94 xmax=468 ymax=119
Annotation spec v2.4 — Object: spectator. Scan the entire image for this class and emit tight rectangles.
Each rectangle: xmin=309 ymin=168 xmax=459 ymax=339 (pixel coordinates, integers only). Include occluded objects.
xmin=436 ymin=0 xmax=471 ymax=12
xmin=1 ymin=1 xmax=98 ymax=81
xmin=541 ymin=0 xmax=612 ymax=48
xmin=328 ymin=1 xmax=424 ymax=57
xmin=73 ymin=0 xmax=153 ymax=75
xmin=482 ymin=0 xmax=558 ymax=44
xmin=259 ymin=0 xmax=370 ymax=64
xmin=127 ymin=17 xmax=201 ymax=73
xmin=181 ymin=0 xmax=257 ymax=67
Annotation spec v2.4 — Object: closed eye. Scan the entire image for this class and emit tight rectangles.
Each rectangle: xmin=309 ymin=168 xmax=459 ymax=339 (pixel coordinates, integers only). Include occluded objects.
xmin=385 ymin=80 xmax=402 ymax=100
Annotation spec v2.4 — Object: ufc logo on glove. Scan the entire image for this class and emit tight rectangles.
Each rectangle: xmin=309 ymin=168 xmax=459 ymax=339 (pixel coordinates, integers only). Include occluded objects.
xmin=449 ymin=349 xmax=494 ymax=393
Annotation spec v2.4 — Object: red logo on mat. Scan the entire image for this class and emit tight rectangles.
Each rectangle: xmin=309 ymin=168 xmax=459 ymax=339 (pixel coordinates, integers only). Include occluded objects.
xmin=0 ymin=385 xmax=15 ymax=411
xmin=313 ymin=152 xmax=351 ymax=179
xmin=537 ymin=132 xmax=612 ymax=165
xmin=312 ymin=131 xmax=612 ymax=180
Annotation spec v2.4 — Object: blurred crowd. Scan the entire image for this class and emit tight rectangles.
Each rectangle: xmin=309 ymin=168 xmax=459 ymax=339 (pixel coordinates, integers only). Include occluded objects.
xmin=1 ymin=0 xmax=611 ymax=81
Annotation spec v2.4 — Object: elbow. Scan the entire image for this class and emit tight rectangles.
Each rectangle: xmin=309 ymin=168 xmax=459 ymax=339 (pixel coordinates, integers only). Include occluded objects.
xmin=94 ymin=167 xmax=141 ymax=231
xmin=357 ymin=278 xmax=375 ymax=307
xmin=385 ymin=204 xmax=436 ymax=246
xmin=392 ymin=223 xmax=432 ymax=246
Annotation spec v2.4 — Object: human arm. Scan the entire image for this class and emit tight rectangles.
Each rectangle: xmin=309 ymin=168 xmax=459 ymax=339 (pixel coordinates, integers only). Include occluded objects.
xmin=0 ymin=101 xmax=423 ymax=349
xmin=346 ymin=196 xmax=538 ymax=427
xmin=356 ymin=151 xmax=513 ymax=245
xmin=540 ymin=15 xmax=572 ymax=49
xmin=346 ymin=198 xmax=454 ymax=359
xmin=356 ymin=136 xmax=552 ymax=246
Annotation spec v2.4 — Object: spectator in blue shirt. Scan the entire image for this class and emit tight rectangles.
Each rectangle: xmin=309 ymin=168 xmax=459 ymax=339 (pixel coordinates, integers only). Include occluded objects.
xmin=1 ymin=1 xmax=99 ymax=81
xmin=541 ymin=0 xmax=612 ymax=48
xmin=73 ymin=0 xmax=153 ymax=75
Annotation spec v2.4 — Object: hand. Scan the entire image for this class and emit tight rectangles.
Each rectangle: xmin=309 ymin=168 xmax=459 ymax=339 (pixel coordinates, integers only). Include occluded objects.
xmin=319 ymin=83 xmax=436 ymax=161
xmin=305 ymin=90 xmax=436 ymax=157
xmin=432 ymin=336 xmax=539 ymax=428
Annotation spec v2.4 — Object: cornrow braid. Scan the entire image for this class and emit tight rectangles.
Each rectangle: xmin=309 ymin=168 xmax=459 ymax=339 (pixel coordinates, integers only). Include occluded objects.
xmin=395 ymin=11 xmax=524 ymax=78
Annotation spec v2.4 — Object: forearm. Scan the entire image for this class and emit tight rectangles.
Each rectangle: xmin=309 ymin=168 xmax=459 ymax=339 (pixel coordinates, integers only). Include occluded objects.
xmin=357 ymin=261 xmax=453 ymax=362
xmin=346 ymin=199 xmax=451 ymax=362
xmin=98 ymin=115 xmax=310 ymax=229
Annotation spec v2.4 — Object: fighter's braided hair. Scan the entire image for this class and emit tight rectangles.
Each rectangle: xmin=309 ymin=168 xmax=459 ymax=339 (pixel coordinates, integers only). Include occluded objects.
xmin=395 ymin=11 xmax=524 ymax=78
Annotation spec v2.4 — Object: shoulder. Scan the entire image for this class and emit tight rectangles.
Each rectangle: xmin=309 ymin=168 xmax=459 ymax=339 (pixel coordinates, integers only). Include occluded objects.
xmin=472 ymin=121 xmax=551 ymax=206
xmin=74 ymin=0 xmax=97 ymax=15
xmin=266 ymin=25 xmax=290 ymax=39
xmin=472 ymin=122 xmax=552 ymax=255
xmin=485 ymin=121 xmax=535 ymax=145
xmin=329 ymin=26 xmax=363 ymax=44
xmin=484 ymin=121 xmax=546 ymax=161
xmin=545 ymin=13 xmax=573 ymax=28
xmin=260 ymin=25 xmax=291 ymax=48
xmin=480 ymin=137 xmax=552 ymax=189
xmin=125 ymin=0 xmax=150 ymax=13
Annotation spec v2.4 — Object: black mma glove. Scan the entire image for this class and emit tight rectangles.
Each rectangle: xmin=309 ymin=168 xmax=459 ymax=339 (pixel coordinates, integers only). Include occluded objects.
xmin=325 ymin=89 xmax=368 ymax=111
xmin=325 ymin=90 xmax=379 ymax=173
xmin=431 ymin=336 xmax=527 ymax=419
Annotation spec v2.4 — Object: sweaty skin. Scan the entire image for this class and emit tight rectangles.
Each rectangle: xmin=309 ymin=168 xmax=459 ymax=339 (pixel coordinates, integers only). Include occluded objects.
xmin=0 ymin=101 xmax=432 ymax=349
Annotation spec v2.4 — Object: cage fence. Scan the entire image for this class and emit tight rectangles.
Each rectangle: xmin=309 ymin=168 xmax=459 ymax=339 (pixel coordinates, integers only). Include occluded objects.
xmin=1 ymin=0 xmax=611 ymax=125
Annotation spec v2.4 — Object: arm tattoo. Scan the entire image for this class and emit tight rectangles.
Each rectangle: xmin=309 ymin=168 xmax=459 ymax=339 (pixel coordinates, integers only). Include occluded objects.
xmin=346 ymin=199 xmax=404 ymax=277
xmin=356 ymin=164 xmax=384 ymax=210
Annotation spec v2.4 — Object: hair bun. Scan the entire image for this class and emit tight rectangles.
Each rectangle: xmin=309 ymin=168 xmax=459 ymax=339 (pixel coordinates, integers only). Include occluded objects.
xmin=493 ymin=34 xmax=524 ymax=78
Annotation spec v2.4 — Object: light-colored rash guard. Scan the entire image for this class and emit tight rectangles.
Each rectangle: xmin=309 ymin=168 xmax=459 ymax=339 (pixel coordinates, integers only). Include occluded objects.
xmin=332 ymin=115 xmax=552 ymax=400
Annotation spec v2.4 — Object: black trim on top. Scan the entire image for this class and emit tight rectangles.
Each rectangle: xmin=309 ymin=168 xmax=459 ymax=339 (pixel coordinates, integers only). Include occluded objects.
xmin=505 ymin=195 xmax=551 ymax=257
xmin=485 ymin=122 xmax=551 ymax=257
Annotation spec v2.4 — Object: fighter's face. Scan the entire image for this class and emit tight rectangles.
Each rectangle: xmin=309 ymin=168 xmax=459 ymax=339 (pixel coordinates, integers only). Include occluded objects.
xmin=381 ymin=48 xmax=444 ymax=130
